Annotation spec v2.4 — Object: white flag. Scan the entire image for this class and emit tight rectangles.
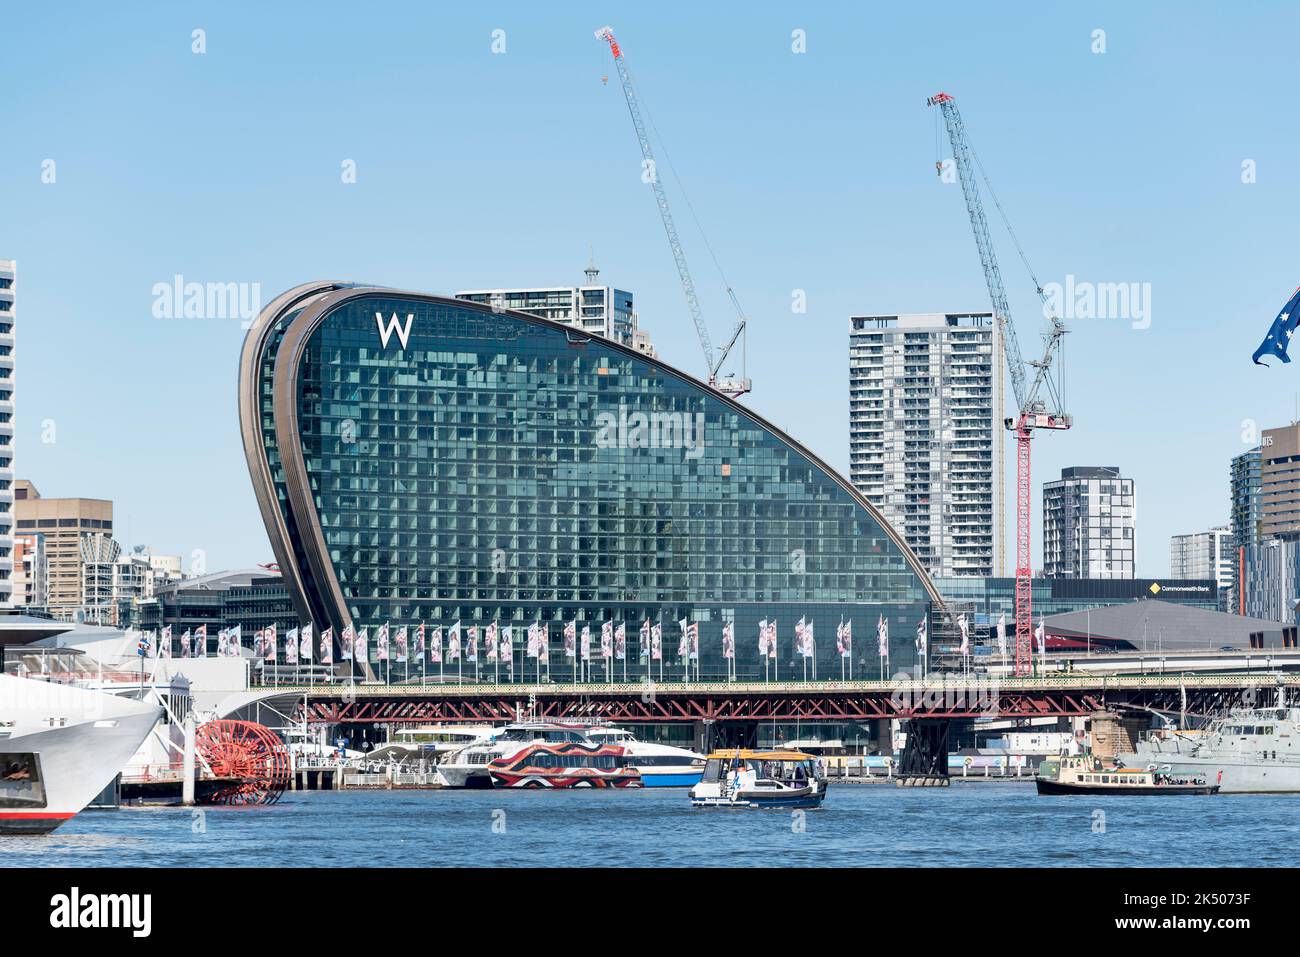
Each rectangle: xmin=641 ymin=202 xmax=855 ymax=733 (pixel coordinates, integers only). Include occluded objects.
xmin=877 ymin=614 xmax=889 ymax=658
xmin=958 ymin=614 xmax=969 ymax=656
xmin=1035 ymin=616 xmax=1046 ymax=656
xmin=996 ymin=613 xmax=1007 ymax=657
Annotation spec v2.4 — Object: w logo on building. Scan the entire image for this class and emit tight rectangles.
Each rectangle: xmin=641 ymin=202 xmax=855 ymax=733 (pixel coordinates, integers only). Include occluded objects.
xmin=375 ymin=311 xmax=414 ymax=349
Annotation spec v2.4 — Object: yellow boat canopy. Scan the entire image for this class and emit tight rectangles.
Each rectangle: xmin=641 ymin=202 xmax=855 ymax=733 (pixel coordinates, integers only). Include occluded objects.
xmin=704 ymin=749 xmax=815 ymax=762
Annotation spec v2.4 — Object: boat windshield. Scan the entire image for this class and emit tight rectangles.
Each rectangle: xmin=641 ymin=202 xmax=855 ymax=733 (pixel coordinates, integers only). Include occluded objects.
xmin=497 ymin=727 xmax=587 ymax=743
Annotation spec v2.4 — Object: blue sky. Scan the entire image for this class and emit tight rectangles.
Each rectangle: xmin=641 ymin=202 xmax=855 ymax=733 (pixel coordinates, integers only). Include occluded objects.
xmin=2 ymin=1 xmax=1298 ymax=577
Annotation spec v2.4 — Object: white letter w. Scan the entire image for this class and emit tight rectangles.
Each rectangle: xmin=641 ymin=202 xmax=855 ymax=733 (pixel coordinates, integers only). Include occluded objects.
xmin=375 ymin=312 xmax=413 ymax=349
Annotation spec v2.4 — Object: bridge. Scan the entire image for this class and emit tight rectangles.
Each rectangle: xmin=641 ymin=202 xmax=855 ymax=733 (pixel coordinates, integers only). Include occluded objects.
xmin=285 ymin=673 xmax=1299 ymax=726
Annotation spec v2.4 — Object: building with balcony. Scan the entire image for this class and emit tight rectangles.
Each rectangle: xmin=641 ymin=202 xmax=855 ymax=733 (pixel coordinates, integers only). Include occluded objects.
xmin=0 ymin=260 xmax=14 ymax=607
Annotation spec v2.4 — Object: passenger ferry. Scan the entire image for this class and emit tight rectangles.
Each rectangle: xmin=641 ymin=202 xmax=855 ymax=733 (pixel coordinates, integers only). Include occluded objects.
xmin=365 ymin=724 xmax=495 ymax=768
xmin=1119 ymin=707 xmax=1300 ymax=794
xmin=436 ymin=722 xmax=592 ymax=789
xmin=487 ymin=741 xmax=643 ymax=788
xmin=583 ymin=725 xmax=705 ymax=787
xmin=689 ymin=749 xmax=828 ymax=809
xmin=0 ymin=674 xmax=161 ymax=834
xmin=1036 ymin=754 xmax=1219 ymax=796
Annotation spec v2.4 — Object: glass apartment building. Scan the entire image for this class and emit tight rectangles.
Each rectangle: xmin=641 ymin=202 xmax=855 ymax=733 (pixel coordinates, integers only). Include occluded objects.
xmin=1042 ymin=466 xmax=1136 ymax=579
xmin=239 ymin=284 xmax=942 ymax=681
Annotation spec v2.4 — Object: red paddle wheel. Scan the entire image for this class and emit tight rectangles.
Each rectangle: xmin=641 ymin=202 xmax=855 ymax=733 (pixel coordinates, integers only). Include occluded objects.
xmin=194 ymin=720 xmax=290 ymax=806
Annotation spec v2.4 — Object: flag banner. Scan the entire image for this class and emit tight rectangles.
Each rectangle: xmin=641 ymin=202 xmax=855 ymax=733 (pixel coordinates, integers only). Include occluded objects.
xmin=916 ymin=618 xmax=927 ymax=655
xmin=393 ymin=623 xmax=406 ymax=662
xmin=838 ymin=620 xmax=852 ymax=658
xmin=581 ymin=625 xmax=591 ymax=661
xmin=536 ymin=622 xmax=548 ymax=662
xmin=466 ymin=625 xmax=478 ymax=663
xmin=996 ymin=613 xmax=1007 ymax=657
xmin=341 ymin=625 xmax=355 ymax=661
xmin=194 ymin=624 xmax=207 ymax=658
xmin=356 ymin=627 xmax=369 ymax=663
xmin=265 ymin=623 xmax=277 ymax=662
xmin=160 ymin=626 xmax=172 ymax=659
xmin=688 ymin=622 xmax=699 ymax=659
xmin=525 ymin=623 xmax=539 ymax=659
xmin=448 ymin=622 xmax=461 ymax=662
xmin=803 ymin=620 xmax=814 ymax=658
xmin=430 ymin=625 xmax=443 ymax=664
xmin=217 ymin=629 xmax=229 ymax=658
xmin=376 ymin=623 xmax=389 ymax=662
xmin=795 ymin=618 xmax=805 ymax=657
xmin=286 ymin=628 xmax=299 ymax=665
xmin=600 ymin=621 xmax=613 ymax=660
xmin=758 ymin=618 xmax=769 ymax=656
xmin=500 ymin=625 xmax=512 ymax=662
xmin=768 ymin=619 xmax=777 ymax=659
xmin=1252 ymin=287 xmax=1300 ymax=365
xmin=615 ymin=622 xmax=626 ymax=661
xmin=136 ymin=633 xmax=149 ymax=658
xmin=301 ymin=622 xmax=313 ymax=660
xmin=564 ymin=620 xmax=576 ymax=658
xmin=414 ymin=623 xmax=426 ymax=660
xmin=835 ymin=621 xmax=845 ymax=656
xmin=228 ymin=623 xmax=242 ymax=657
xmin=254 ymin=629 xmax=266 ymax=659
xmin=958 ymin=614 xmax=969 ymax=656
xmin=1035 ymin=617 xmax=1046 ymax=656
xmin=320 ymin=626 xmax=334 ymax=665
xmin=722 ymin=622 xmax=734 ymax=660
xmin=180 ymin=629 xmax=192 ymax=659
xmin=486 ymin=622 xmax=498 ymax=661
xmin=639 ymin=619 xmax=650 ymax=659
xmin=651 ymin=622 xmax=662 ymax=661
xmin=877 ymin=615 xmax=889 ymax=658
xmin=677 ymin=618 xmax=689 ymax=658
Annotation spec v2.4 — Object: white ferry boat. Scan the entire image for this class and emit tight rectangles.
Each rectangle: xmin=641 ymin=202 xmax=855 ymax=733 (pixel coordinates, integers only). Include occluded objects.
xmin=436 ymin=722 xmax=592 ymax=789
xmin=0 ymin=674 xmax=161 ymax=834
xmin=583 ymin=726 xmax=705 ymax=787
xmin=689 ymin=749 xmax=829 ymax=809
xmin=1119 ymin=706 xmax=1300 ymax=794
xmin=365 ymin=724 xmax=495 ymax=768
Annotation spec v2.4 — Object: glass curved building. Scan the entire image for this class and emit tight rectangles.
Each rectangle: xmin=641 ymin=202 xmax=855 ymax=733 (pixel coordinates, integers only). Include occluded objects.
xmin=239 ymin=283 xmax=942 ymax=680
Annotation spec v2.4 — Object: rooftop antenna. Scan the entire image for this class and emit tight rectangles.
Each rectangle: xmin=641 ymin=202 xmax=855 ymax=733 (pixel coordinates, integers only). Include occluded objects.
xmin=585 ymin=244 xmax=599 ymax=285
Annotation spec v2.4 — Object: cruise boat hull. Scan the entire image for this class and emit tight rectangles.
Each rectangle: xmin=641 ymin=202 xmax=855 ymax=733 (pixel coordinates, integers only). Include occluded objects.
xmin=641 ymin=770 xmax=703 ymax=788
xmin=1 ymin=677 xmax=162 ymax=835
xmin=1035 ymin=779 xmax=1218 ymax=796
xmin=1120 ymin=750 xmax=1300 ymax=794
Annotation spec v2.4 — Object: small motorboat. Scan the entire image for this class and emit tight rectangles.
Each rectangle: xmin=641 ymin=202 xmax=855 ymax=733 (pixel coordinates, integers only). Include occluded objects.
xmin=689 ymin=749 xmax=828 ymax=809
xmin=1036 ymin=754 xmax=1219 ymax=796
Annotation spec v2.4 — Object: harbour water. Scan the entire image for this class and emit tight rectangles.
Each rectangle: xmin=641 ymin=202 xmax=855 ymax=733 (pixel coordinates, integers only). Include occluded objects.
xmin=4 ymin=783 xmax=1299 ymax=867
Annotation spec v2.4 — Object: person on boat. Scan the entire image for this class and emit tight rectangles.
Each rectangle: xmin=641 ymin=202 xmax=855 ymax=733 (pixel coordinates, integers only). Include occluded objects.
xmin=731 ymin=760 xmax=757 ymax=793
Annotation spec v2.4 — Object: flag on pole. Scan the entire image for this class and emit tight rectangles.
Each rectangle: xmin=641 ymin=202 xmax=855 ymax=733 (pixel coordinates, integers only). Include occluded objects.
xmin=485 ymin=622 xmax=498 ymax=661
xmin=838 ymin=620 xmax=852 ymax=657
xmin=376 ymin=623 xmax=389 ymax=662
xmin=688 ymin=622 xmax=699 ymax=660
xmin=136 ymin=633 xmax=149 ymax=658
xmin=227 ymin=624 xmax=243 ymax=657
xmin=448 ymin=622 xmax=461 ymax=661
xmin=500 ymin=625 xmax=512 ymax=661
xmin=536 ymin=622 xmax=548 ymax=663
xmin=341 ymin=625 xmax=355 ymax=661
xmin=320 ymin=626 xmax=334 ymax=665
xmin=286 ymin=627 xmax=299 ymax=665
xmin=301 ymin=622 xmax=313 ymax=661
xmin=564 ymin=620 xmax=577 ymax=658
xmin=722 ymin=621 xmax=734 ymax=660
xmin=795 ymin=618 xmax=806 ymax=657
xmin=804 ymin=620 xmax=814 ymax=658
xmin=466 ymin=625 xmax=478 ymax=663
xmin=677 ymin=619 xmax=689 ymax=658
xmin=640 ymin=619 xmax=650 ymax=659
xmin=600 ymin=621 xmax=613 ymax=660
xmin=580 ymin=624 xmax=591 ymax=661
xmin=355 ymin=627 xmax=369 ymax=664
xmin=767 ymin=619 xmax=777 ymax=659
xmin=1252 ymin=286 xmax=1300 ymax=365
xmin=1035 ymin=616 xmax=1046 ymax=657
xmin=180 ymin=629 xmax=192 ymax=658
xmin=430 ymin=625 xmax=443 ymax=664
xmin=194 ymin=624 xmax=207 ymax=657
xmin=253 ymin=629 xmax=266 ymax=659
xmin=916 ymin=618 xmax=927 ymax=657
xmin=614 ymin=622 xmax=626 ymax=661
xmin=414 ymin=623 xmax=425 ymax=660
xmin=395 ymin=624 xmax=408 ymax=663
xmin=651 ymin=622 xmax=662 ymax=661
xmin=160 ymin=626 xmax=172 ymax=659
xmin=265 ymin=623 xmax=277 ymax=662
xmin=958 ymin=614 xmax=970 ymax=656
xmin=877 ymin=615 xmax=889 ymax=658
xmin=996 ymin=613 xmax=1007 ymax=657
xmin=758 ymin=618 xmax=769 ymax=656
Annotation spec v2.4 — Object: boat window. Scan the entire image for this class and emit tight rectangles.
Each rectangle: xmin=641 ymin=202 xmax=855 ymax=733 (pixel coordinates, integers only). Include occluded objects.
xmin=702 ymin=759 xmax=722 ymax=783
xmin=0 ymin=752 xmax=46 ymax=808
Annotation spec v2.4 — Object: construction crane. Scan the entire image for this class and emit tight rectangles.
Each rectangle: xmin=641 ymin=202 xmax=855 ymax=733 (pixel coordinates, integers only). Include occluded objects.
xmin=927 ymin=91 xmax=1071 ymax=677
xmin=595 ymin=26 xmax=751 ymax=397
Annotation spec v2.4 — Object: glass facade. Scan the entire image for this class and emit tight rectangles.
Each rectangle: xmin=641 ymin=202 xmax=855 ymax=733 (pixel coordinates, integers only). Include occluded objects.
xmin=245 ymin=289 xmax=940 ymax=681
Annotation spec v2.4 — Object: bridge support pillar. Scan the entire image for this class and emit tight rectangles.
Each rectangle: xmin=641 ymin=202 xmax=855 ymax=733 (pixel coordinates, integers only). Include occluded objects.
xmin=896 ymin=719 xmax=950 ymax=787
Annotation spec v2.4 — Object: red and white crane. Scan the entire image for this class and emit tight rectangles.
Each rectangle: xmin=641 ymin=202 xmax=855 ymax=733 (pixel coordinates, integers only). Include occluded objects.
xmin=928 ymin=91 xmax=1071 ymax=677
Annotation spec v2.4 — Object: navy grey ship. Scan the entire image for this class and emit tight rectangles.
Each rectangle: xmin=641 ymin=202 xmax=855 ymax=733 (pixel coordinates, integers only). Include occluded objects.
xmin=1118 ymin=706 xmax=1300 ymax=794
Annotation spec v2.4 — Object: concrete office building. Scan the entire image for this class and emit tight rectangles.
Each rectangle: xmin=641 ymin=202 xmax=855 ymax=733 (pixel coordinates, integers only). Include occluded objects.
xmin=456 ymin=264 xmax=655 ymax=357
xmin=14 ymin=480 xmax=113 ymax=621
xmin=849 ymin=312 xmax=1003 ymax=579
xmin=0 ymin=260 xmax=14 ymax=607
xmin=1259 ymin=424 xmax=1300 ymax=539
xmin=11 ymin=532 xmax=48 ymax=611
xmin=1042 ymin=467 xmax=1136 ymax=579
xmin=1170 ymin=525 xmax=1232 ymax=607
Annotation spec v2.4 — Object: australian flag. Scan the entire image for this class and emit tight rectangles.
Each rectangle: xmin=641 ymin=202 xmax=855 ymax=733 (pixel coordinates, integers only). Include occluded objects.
xmin=1252 ymin=287 xmax=1300 ymax=364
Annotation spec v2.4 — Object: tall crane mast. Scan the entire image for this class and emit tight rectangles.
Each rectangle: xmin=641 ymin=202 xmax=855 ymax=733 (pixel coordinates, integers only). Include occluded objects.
xmin=596 ymin=26 xmax=750 ymax=397
xmin=927 ymin=91 xmax=1071 ymax=677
